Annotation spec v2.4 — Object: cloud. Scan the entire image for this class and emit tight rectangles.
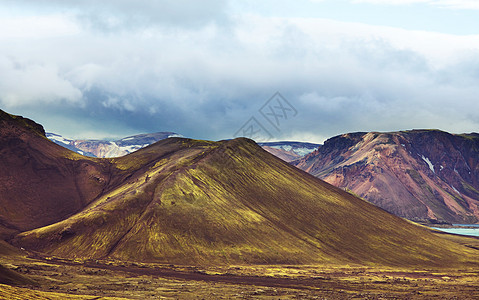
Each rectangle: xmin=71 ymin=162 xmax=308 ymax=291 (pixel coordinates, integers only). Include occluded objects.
xmin=351 ymin=0 xmax=479 ymax=9
xmin=435 ymin=0 xmax=479 ymax=10
xmin=9 ymin=0 xmax=229 ymax=31
xmin=1 ymin=2 xmax=479 ymax=142
xmin=351 ymin=0 xmax=429 ymax=4
xmin=0 ymin=56 xmax=82 ymax=107
xmin=0 ymin=15 xmax=79 ymax=38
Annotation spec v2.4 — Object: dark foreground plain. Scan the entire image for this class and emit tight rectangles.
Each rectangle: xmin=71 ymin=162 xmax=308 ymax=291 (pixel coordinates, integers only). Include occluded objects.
xmin=1 ymin=232 xmax=479 ymax=299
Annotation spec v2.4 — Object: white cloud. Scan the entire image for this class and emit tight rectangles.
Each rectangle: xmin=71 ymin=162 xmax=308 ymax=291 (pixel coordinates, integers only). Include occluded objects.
xmin=351 ymin=0 xmax=479 ymax=9
xmin=0 ymin=15 xmax=79 ymax=38
xmin=351 ymin=0 xmax=429 ymax=4
xmin=1 ymin=2 xmax=479 ymax=140
xmin=0 ymin=57 xmax=82 ymax=108
xmin=435 ymin=0 xmax=479 ymax=9
xmin=8 ymin=0 xmax=229 ymax=31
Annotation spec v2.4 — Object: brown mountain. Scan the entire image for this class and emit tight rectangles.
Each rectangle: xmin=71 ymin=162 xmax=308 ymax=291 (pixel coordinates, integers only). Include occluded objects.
xmin=293 ymin=130 xmax=479 ymax=223
xmin=0 ymin=113 xmax=474 ymax=267
xmin=0 ymin=110 xmax=112 ymax=236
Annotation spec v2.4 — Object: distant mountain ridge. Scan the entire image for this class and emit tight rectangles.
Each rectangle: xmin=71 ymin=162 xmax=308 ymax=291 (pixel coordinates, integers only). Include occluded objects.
xmin=47 ymin=132 xmax=183 ymax=158
xmin=48 ymin=133 xmax=320 ymax=161
xmin=258 ymin=141 xmax=320 ymax=162
xmin=293 ymin=130 xmax=479 ymax=223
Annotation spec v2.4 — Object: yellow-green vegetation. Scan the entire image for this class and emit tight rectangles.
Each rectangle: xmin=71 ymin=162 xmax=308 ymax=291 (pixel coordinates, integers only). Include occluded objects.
xmin=2 ymin=255 xmax=479 ymax=299
xmin=13 ymin=138 xmax=479 ymax=268
xmin=0 ymin=284 xmax=127 ymax=300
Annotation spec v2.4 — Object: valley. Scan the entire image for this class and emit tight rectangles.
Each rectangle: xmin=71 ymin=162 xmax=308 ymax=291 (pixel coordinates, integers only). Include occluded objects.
xmin=3 ymin=242 xmax=479 ymax=300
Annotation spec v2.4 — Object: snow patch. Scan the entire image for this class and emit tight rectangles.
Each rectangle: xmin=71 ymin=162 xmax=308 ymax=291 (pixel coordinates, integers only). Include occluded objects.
xmin=452 ymin=186 xmax=461 ymax=195
xmin=118 ymin=144 xmax=151 ymax=154
xmin=47 ymin=134 xmax=72 ymax=145
xmin=120 ymin=145 xmax=142 ymax=153
xmin=421 ymin=155 xmax=435 ymax=173
xmin=273 ymin=145 xmax=292 ymax=152
xmin=121 ymin=137 xmax=135 ymax=141
xmin=440 ymin=165 xmax=444 ymax=171
xmin=293 ymin=147 xmax=317 ymax=156
xmin=168 ymin=134 xmax=183 ymax=138
xmin=269 ymin=145 xmax=317 ymax=156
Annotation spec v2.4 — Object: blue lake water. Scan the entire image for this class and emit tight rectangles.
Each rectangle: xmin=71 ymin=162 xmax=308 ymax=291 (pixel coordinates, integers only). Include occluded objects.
xmin=431 ymin=225 xmax=479 ymax=237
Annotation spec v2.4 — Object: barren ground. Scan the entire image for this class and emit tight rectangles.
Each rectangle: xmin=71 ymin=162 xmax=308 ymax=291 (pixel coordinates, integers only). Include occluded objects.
xmin=2 ymin=247 xmax=479 ymax=300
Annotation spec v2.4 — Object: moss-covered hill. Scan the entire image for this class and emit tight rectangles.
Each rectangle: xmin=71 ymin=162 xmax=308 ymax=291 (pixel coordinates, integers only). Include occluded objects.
xmin=12 ymin=134 xmax=479 ymax=267
xmin=2 ymin=108 xmax=479 ymax=267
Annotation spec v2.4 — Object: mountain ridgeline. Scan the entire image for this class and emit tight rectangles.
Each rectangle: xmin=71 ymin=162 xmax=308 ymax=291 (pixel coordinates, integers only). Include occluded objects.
xmin=2 ymin=109 xmax=479 ymax=267
xmin=47 ymin=132 xmax=319 ymax=161
xmin=293 ymin=130 xmax=479 ymax=223
xmin=47 ymin=132 xmax=182 ymax=158
xmin=258 ymin=141 xmax=320 ymax=162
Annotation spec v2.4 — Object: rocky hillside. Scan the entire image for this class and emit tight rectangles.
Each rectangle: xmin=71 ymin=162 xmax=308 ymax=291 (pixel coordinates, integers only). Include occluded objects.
xmin=293 ymin=130 xmax=479 ymax=223
xmin=0 ymin=111 xmax=112 ymax=236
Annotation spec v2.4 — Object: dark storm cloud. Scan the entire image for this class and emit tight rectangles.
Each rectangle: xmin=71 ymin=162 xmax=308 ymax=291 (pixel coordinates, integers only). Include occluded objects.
xmin=1 ymin=3 xmax=479 ymax=142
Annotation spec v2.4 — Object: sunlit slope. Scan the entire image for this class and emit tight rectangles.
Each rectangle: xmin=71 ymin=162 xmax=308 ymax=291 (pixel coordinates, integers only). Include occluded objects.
xmin=14 ymin=138 xmax=479 ymax=266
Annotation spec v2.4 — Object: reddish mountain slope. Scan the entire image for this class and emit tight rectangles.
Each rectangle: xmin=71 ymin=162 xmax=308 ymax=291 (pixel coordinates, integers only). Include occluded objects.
xmin=0 ymin=110 xmax=113 ymax=235
xmin=293 ymin=130 xmax=479 ymax=223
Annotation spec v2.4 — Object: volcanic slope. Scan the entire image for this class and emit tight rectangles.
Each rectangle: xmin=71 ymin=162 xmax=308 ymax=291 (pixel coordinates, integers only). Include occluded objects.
xmin=0 ymin=110 xmax=118 ymax=236
xmin=13 ymin=135 xmax=479 ymax=267
xmin=293 ymin=130 xmax=479 ymax=223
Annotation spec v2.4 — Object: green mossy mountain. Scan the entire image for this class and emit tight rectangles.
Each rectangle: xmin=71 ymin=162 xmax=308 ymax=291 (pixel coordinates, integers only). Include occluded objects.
xmin=2 ymin=109 xmax=479 ymax=267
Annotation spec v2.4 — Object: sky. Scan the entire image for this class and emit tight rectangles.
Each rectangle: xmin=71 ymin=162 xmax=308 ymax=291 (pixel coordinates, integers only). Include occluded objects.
xmin=1 ymin=0 xmax=479 ymax=143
